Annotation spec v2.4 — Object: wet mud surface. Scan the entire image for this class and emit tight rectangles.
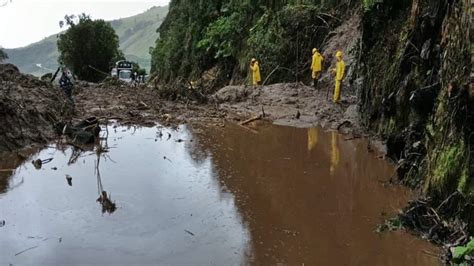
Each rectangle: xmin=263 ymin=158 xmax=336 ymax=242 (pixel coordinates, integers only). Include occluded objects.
xmin=0 ymin=123 xmax=439 ymax=265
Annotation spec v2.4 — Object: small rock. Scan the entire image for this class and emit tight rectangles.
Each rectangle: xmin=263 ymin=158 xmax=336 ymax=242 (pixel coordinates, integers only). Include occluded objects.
xmin=32 ymin=159 xmax=42 ymax=169
xmin=66 ymin=175 xmax=72 ymax=186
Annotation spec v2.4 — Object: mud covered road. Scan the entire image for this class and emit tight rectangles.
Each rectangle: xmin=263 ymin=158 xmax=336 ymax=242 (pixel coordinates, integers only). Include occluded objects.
xmin=1 ymin=59 xmax=363 ymax=153
xmin=74 ymin=82 xmax=362 ymax=134
xmin=0 ymin=123 xmax=438 ymax=265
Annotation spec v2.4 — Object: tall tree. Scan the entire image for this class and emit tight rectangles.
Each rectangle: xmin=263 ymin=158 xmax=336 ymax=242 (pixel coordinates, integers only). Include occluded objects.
xmin=57 ymin=14 xmax=122 ymax=82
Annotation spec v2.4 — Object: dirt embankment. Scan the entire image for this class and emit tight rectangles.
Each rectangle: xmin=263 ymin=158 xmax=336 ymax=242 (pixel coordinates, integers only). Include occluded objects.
xmin=0 ymin=64 xmax=71 ymax=153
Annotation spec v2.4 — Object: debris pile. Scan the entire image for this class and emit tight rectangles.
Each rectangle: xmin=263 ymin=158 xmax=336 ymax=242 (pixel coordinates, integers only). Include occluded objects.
xmin=0 ymin=64 xmax=72 ymax=152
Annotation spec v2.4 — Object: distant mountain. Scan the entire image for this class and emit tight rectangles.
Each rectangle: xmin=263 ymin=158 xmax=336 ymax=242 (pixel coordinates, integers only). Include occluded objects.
xmin=4 ymin=6 xmax=168 ymax=76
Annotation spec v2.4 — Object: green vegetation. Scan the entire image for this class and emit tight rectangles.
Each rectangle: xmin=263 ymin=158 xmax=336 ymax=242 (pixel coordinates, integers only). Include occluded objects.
xmin=428 ymin=140 xmax=468 ymax=195
xmin=453 ymin=239 xmax=474 ymax=264
xmin=362 ymin=0 xmax=383 ymax=11
xmin=359 ymin=0 xmax=472 ymax=235
xmin=57 ymin=14 xmax=122 ymax=82
xmin=151 ymin=0 xmax=347 ymax=86
xmin=5 ymin=6 xmax=168 ymax=76
xmin=132 ymin=62 xmax=147 ymax=76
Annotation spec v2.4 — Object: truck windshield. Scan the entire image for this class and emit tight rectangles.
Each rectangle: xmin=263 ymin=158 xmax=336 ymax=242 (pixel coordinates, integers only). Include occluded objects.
xmin=119 ymin=70 xmax=132 ymax=80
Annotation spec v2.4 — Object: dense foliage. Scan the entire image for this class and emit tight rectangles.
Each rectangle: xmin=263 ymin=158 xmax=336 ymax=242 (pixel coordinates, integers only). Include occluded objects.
xmin=151 ymin=0 xmax=351 ymax=86
xmin=358 ymin=0 xmax=472 ymax=230
xmin=57 ymin=14 xmax=122 ymax=82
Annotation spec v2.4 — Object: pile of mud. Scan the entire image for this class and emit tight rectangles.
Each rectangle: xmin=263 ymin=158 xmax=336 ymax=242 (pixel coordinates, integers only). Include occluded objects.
xmin=0 ymin=64 xmax=48 ymax=88
xmin=213 ymin=83 xmax=362 ymax=134
xmin=0 ymin=64 xmax=71 ymax=152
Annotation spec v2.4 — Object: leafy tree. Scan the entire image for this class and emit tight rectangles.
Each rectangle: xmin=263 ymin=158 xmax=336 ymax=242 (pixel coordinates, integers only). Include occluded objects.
xmin=151 ymin=0 xmax=338 ymax=85
xmin=57 ymin=14 xmax=122 ymax=82
xmin=0 ymin=49 xmax=7 ymax=62
xmin=131 ymin=62 xmax=147 ymax=76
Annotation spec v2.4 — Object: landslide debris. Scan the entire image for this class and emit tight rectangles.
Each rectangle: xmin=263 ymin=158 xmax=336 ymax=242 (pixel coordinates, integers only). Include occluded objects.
xmin=0 ymin=64 xmax=71 ymax=152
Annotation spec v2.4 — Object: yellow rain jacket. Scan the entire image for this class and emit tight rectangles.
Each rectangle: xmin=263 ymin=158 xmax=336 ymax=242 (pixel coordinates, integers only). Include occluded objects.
xmin=250 ymin=61 xmax=261 ymax=86
xmin=335 ymin=57 xmax=346 ymax=81
xmin=333 ymin=51 xmax=346 ymax=103
xmin=311 ymin=51 xmax=324 ymax=79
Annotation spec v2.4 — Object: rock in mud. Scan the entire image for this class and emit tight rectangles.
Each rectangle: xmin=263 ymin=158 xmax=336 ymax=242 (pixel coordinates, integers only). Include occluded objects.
xmin=213 ymin=85 xmax=252 ymax=103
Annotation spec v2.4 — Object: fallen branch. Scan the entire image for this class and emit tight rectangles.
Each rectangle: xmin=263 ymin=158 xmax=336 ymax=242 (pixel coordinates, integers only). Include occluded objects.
xmin=240 ymin=114 xmax=262 ymax=126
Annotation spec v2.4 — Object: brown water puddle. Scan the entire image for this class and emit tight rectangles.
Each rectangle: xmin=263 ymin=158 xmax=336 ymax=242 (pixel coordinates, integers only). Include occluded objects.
xmin=0 ymin=123 xmax=439 ymax=265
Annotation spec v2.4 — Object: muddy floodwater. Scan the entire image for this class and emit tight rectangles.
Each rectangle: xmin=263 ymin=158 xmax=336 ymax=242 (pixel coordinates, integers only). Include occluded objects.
xmin=0 ymin=123 xmax=439 ymax=265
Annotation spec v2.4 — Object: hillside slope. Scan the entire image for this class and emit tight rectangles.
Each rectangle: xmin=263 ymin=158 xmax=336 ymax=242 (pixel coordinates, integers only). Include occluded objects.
xmin=5 ymin=5 xmax=168 ymax=76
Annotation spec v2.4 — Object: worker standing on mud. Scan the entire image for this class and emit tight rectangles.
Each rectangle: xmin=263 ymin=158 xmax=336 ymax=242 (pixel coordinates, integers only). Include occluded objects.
xmin=250 ymin=58 xmax=261 ymax=86
xmin=331 ymin=51 xmax=346 ymax=103
xmin=52 ymin=65 xmax=75 ymax=108
xmin=311 ymin=48 xmax=324 ymax=90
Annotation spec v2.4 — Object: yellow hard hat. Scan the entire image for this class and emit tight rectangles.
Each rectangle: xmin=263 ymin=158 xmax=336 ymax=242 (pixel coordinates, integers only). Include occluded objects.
xmin=336 ymin=50 xmax=343 ymax=58
xmin=312 ymin=48 xmax=317 ymax=54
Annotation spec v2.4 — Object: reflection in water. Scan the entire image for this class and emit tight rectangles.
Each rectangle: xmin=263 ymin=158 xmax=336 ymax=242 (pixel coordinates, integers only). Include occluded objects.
xmin=95 ymin=154 xmax=116 ymax=214
xmin=192 ymin=123 xmax=439 ymax=265
xmin=307 ymin=128 xmax=318 ymax=152
xmin=66 ymin=175 xmax=73 ymax=186
xmin=0 ymin=123 xmax=439 ymax=265
xmin=0 ymin=124 xmax=250 ymax=265
xmin=68 ymin=148 xmax=83 ymax=165
xmin=330 ymin=131 xmax=340 ymax=176
xmin=0 ymin=149 xmax=38 ymax=194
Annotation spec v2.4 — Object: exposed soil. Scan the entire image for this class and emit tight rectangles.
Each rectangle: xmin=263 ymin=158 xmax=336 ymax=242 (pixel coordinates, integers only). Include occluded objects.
xmin=0 ymin=64 xmax=72 ymax=152
xmin=0 ymin=63 xmax=366 ymax=155
xmin=75 ymin=82 xmax=361 ymax=129
xmin=0 ymin=10 xmax=364 ymax=152
xmin=213 ymin=83 xmax=362 ymax=133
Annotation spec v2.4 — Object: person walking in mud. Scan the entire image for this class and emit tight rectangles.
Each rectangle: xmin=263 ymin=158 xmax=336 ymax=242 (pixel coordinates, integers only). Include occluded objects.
xmin=331 ymin=51 xmax=346 ymax=103
xmin=311 ymin=48 xmax=324 ymax=90
xmin=51 ymin=64 xmax=75 ymax=108
xmin=250 ymin=58 xmax=261 ymax=86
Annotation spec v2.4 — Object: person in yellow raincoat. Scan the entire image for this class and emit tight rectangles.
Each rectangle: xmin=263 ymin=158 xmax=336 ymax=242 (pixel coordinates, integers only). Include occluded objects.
xmin=250 ymin=58 xmax=261 ymax=86
xmin=331 ymin=51 xmax=346 ymax=103
xmin=311 ymin=48 xmax=324 ymax=90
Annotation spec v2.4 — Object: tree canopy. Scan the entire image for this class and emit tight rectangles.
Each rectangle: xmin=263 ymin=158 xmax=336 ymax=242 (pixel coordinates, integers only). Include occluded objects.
xmin=57 ymin=14 xmax=122 ymax=82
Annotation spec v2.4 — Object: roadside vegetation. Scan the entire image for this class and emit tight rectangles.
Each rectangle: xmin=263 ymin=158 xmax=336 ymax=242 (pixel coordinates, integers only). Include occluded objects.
xmin=151 ymin=0 xmax=353 ymax=87
xmin=57 ymin=14 xmax=123 ymax=82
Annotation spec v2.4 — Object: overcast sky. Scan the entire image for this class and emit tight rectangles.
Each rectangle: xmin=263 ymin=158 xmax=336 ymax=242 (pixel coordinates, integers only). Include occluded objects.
xmin=0 ymin=0 xmax=170 ymax=49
